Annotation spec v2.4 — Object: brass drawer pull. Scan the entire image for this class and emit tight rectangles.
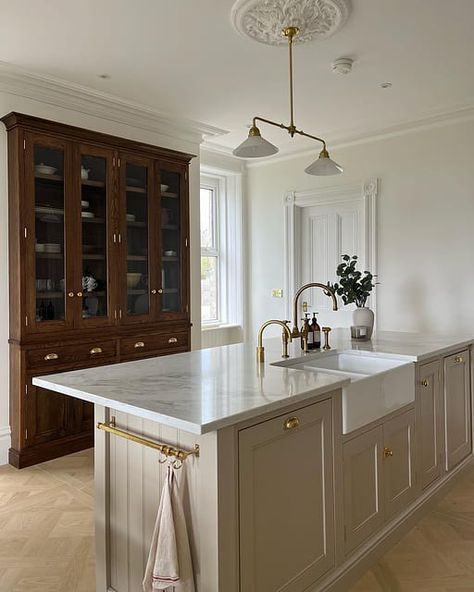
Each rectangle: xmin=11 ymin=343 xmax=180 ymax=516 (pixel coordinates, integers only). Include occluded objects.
xmin=168 ymin=337 xmax=178 ymax=344
xmin=90 ymin=347 xmax=103 ymax=355
xmin=383 ymin=447 xmax=394 ymax=459
xmin=455 ymin=356 xmax=464 ymax=364
xmin=68 ymin=292 xmax=74 ymax=298
xmin=77 ymin=291 xmax=83 ymax=297
xmin=284 ymin=416 xmax=300 ymax=430
xmin=44 ymin=353 xmax=59 ymax=361
xmin=134 ymin=341 xmax=145 ymax=348
xmin=421 ymin=379 xmax=429 ymax=387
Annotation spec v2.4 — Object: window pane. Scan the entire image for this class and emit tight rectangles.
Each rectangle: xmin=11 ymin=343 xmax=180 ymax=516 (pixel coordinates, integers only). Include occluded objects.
xmin=201 ymin=256 xmax=218 ymax=322
xmin=200 ymin=187 xmax=214 ymax=249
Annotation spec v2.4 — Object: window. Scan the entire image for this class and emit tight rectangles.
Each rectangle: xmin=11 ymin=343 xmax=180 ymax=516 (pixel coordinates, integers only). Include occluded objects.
xmin=200 ymin=180 xmax=220 ymax=323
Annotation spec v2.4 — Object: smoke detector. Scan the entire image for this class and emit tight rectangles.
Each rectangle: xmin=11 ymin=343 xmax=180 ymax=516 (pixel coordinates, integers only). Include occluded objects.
xmin=332 ymin=57 xmax=353 ymax=75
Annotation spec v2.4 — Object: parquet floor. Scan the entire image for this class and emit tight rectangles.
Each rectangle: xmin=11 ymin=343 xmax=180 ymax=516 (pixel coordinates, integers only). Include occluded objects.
xmin=0 ymin=449 xmax=95 ymax=592
xmin=350 ymin=463 xmax=474 ymax=591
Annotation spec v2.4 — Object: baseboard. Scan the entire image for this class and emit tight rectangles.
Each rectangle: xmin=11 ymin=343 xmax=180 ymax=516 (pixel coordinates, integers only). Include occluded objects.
xmin=0 ymin=426 xmax=11 ymax=466
xmin=9 ymin=432 xmax=94 ymax=468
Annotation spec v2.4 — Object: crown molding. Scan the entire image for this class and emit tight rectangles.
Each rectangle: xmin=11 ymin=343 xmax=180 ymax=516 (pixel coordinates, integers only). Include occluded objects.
xmin=0 ymin=61 xmax=228 ymax=146
xmin=240 ymin=101 xmax=474 ymax=168
xmin=201 ymin=139 xmax=237 ymax=157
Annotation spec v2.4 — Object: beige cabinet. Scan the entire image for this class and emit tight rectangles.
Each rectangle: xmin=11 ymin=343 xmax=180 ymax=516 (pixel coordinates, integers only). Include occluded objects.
xmin=239 ymin=399 xmax=335 ymax=592
xmin=343 ymin=409 xmax=416 ymax=554
xmin=444 ymin=350 xmax=471 ymax=470
xmin=416 ymin=360 xmax=443 ymax=489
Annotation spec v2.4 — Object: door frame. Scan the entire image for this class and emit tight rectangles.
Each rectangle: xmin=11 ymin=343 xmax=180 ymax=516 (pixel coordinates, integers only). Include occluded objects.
xmin=283 ymin=178 xmax=379 ymax=327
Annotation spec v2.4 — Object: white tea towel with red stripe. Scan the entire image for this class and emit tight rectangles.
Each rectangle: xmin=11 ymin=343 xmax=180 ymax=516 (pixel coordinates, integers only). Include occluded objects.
xmin=143 ymin=465 xmax=195 ymax=592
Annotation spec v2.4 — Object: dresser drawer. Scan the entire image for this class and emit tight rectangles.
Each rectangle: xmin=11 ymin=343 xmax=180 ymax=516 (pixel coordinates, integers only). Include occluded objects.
xmin=120 ymin=331 xmax=188 ymax=358
xmin=27 ymin=340 xmax=117 ymax=369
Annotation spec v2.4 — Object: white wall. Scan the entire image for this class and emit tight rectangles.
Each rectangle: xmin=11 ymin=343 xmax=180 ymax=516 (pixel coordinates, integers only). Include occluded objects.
xmin=246 ymin=119 xmax=474 ymax=338
xmin=0 ymin=91 xmax=203 ymax=464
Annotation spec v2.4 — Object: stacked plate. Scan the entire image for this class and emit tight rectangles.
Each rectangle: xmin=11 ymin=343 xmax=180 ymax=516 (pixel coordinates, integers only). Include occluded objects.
xmin=36 ymin=243 xmax=61 ymax=253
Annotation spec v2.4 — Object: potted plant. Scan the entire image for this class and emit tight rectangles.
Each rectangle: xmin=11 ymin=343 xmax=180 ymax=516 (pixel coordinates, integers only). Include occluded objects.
xmin=330 ymin=254 xmax=377 ymax=339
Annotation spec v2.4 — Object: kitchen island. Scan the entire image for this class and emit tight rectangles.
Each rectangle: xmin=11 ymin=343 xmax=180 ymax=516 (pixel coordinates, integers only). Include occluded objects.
xmin=35 ymin=330 xmax=474 ymax=592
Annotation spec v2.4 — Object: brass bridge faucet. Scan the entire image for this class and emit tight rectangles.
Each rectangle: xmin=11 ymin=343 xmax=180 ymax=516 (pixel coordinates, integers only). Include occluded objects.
xmin=256 ymin=320 xmax=292 ymax=363
xmin=291 ymin=283 xmax=338 ymax=338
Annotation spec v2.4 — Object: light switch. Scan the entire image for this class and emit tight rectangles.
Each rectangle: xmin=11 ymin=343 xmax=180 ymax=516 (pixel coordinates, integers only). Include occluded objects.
xmin=272 ymin=289 xmax=283 ymax=298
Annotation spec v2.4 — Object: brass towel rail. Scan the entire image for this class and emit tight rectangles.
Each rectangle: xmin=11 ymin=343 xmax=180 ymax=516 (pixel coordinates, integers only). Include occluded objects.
xmin=97 ymin=417 xmax=200 ymax=461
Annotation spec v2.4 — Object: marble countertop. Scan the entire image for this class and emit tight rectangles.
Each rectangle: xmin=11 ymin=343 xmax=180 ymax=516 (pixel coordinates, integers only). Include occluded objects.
xmin=34 ymin=329 xmax=473 ymax=435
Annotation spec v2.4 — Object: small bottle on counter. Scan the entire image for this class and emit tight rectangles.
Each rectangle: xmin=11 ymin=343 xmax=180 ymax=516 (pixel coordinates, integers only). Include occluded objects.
xmin=311 ymin=312 xmax=321 ymax=349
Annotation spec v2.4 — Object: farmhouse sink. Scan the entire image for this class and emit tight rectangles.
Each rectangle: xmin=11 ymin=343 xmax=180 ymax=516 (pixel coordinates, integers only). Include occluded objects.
xmin=280 ymin=350 xmax=416 ymax=434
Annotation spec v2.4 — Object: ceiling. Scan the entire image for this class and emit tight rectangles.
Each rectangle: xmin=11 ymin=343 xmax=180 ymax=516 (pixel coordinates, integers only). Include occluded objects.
xmin=1 ymin=0 xmax=474 ymax=156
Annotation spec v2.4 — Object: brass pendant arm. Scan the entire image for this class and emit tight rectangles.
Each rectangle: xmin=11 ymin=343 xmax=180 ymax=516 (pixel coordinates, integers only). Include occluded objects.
xmin=252 ymin=116 xmax=327 ymax=150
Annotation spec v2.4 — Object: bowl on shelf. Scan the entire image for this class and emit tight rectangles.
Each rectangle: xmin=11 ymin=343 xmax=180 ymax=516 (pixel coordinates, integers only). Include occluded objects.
xmin=126 ymin=213 xmax=136 ymax=222
xmin=160 ymin=184 xmax=169 ymax=193
xmin=127 ymin=272 xmax=142 ymax=289
xmin=35 ymin=163 xmax=57 ymax=175
xmin=81 ymin=200 xmax=89 ymax=209
xmin=164 ymin=250 xmax=177 ymax=257
xmin=81 ymin=211 xmax=95 ymax=218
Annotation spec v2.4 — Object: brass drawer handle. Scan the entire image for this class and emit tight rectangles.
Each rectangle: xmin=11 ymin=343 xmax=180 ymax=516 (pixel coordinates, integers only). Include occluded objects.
xmin=383 ymin=447 xmax=394 ymax=459
xmin=284 ymin=416 xmax=300 ymax=430
xmin=455 ymin=356 xmax=464 ymax=364
xmin=168 ymin=337 xmax=178 ymax=344
xmin=44 ymin=353 xmax=59 ymax=361
xmin=134 ymin=341 xmax=145 ymax=348
xmin=421 ymin=379 xmax=429 ymax=387
xmin=90 ymin=347 xmax=103 ymax=354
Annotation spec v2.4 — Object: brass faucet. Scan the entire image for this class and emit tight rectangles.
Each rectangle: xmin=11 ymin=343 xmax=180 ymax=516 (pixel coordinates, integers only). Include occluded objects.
xmin=291 ymin=283 xmax=338 ymax=338
xmin=256 ymin=320 xmax=292 ymax=363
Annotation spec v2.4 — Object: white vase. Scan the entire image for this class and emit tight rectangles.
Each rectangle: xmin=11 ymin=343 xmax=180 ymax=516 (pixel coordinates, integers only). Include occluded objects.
xmin=352 ymin=306 xmax=374 ymax=339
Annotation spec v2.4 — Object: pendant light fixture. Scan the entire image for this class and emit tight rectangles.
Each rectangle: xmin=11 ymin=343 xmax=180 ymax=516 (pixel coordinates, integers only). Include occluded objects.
xmin=233 ymin=26 xmax=343 ymax=176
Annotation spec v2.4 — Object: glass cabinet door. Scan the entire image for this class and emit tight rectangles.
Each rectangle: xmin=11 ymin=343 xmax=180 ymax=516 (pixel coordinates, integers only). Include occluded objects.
xmin=76 ymin=146 xmax=114 ymax=327
xmin=28 ymin=136 xmax=73 ymax=332
xmin=159 ymin=167 xmax=186 ymax=317
xmin=120 ymin=157 xmax=153 ymax=323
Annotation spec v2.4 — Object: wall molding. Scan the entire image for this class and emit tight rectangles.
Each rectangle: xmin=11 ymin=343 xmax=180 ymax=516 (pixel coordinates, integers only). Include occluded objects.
xmin=0 ymin=426 xmax=11 ymax=466
xmin=0 ymin=61 xmax=228 ymax=146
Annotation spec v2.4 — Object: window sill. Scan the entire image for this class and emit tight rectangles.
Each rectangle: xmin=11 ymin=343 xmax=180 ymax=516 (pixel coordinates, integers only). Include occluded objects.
xmin=201 ymin=323 xmax=242 ymax=332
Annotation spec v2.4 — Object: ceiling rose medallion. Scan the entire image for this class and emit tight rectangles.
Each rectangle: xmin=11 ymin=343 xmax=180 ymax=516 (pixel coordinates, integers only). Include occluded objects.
xmin=231 ymin=0 xmax=352 ymax=46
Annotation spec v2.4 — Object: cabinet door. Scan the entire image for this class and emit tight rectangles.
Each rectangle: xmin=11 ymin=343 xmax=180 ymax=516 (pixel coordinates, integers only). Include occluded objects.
xmin=25 ymin=376 xmax=67 ymax=447
xmin=74 ymin=144 xmax=117 ymax=328
xmin=383 ymin=410 xmax=416 ymax=519
xmin=444 ymin=350 xmax=471 ymax=470
xmin=343 ymin=426 xmax=384 ymax=554
xmin=24 ymin=133 xmax=75 ymax=333
xmin=417 ymin=360 xmax=443 ymax=489
xmin=156 ymin=164 xmax=189 ymax=319
xmin=239 ymin=400 xmax=335 ymax=592
xmin=119 ymin=155 xmax=156 ymax=324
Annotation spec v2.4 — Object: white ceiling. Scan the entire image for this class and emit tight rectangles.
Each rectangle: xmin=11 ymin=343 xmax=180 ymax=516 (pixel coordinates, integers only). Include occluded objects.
xmin=1 ymin=0 xmax=474 ymax=156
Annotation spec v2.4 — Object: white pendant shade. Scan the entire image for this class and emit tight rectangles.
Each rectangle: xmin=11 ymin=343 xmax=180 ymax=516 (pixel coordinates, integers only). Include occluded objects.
xmin=304 ymin=151 xmax=343 ymax=176
xmin=232 ymin=133 xmax=279 ymax=158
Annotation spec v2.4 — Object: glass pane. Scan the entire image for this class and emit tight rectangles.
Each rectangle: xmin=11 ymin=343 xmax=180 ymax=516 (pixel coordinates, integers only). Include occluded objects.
xmin=160 ymin=170 xmax=181 ymax=312
xmin=34 ymin=145 xmax=66 ymax=322
xmin=80 ymin=155 xmax=108 ymax=319
xmin=126 ymin=163 xmax=149 ymax=315
xmin=200 ymin=187 xmax=214 ymax=249
xmin=201 ymin=256 xmax=218 ymax=322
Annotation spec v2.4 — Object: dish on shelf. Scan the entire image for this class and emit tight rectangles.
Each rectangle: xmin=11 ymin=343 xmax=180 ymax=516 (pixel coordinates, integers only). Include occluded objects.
xmin=36 ymin=206 xmax=64 ymax=216
xmin=126 ymin=213 xmax=136 ymax=222
xmin=164 ymin=250 xmax=177 ymax=257
xmin=36 ymin=243 xmax=61 ymax=254
xmin=35 ymin=163 xmax=57 ymax=175
xmin=127 ymin=272 xmax=142 ymax=289
xmin=81 ymin=200 xmax=89 ymax=209
xmin=160 ymin=184 xmax=169 ymax=192
xmin=81 ymin=211 xmax=95 ymax=218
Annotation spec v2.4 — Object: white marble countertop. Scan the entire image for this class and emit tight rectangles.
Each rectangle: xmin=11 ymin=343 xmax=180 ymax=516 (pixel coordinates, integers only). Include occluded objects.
xmin=34 ymin=329 xmax=473 ymax=435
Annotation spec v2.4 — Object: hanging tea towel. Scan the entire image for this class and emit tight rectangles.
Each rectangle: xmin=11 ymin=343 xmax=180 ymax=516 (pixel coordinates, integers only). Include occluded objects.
xmin=143 ymin=465 xmax=195 ymax=592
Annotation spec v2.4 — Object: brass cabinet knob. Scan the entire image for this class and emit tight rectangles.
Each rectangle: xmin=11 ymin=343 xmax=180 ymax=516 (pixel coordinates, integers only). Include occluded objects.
xmin=383 ymin=447 xmax=394 ymax=459
xmin=134 ymin=341 xmax=145 ymax=348
xmin=90 ymin=347 xmax=103 ymax=354
xmin=158 ymin=288 xmax=163 ymax=294
xmin=421 ymin=379 xmax=429 ymax=387
xmin=77 ymin=291 xmax=83 ymax=297
xmin=68 ymin=292 xmax=74 ymax=298
xmin=455 ymin=356 xmax=464 ymax=364
xmin=284 ymin=416 xmax=300 ymax=430
xmin=168 ymin=337 xmax=178 ymax=344
xmin=44 ymin=353 xmax=59 ymax=361
xmin=151 ymin=289 xmax=157 ymax=295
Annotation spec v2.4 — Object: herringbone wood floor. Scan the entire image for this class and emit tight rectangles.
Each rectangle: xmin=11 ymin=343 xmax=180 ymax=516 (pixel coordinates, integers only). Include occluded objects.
xmin=0 ymin=452 xmax=473 ymax=591
xmin=0 ymin=449 xmax=95 ymax=591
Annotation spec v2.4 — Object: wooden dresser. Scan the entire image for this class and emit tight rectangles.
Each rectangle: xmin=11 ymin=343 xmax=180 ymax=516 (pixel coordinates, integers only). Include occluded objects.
xmin=2 ymin=112 xmax=193 ymax=468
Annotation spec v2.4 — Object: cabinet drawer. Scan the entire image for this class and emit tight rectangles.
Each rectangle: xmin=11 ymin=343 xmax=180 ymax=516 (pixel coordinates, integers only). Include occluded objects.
xmin=120 ymin=331 xmax=188 ymax=358
xmin=27 ymin=340 xmax=117 ymax=369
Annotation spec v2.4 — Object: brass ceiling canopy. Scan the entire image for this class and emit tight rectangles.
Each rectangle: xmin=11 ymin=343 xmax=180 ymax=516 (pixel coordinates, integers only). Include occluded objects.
xmin=233 ymin=26 xmax=343 ymax=176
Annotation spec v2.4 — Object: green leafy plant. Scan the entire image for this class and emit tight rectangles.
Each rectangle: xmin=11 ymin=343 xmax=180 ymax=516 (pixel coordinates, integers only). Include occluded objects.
xmin=330 ymin=255 xmax=377 ymax=308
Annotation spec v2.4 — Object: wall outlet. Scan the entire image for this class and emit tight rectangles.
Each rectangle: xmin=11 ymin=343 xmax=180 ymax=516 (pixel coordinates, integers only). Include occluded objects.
xmin=272 ymin=289 xmax=283 ymax=298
